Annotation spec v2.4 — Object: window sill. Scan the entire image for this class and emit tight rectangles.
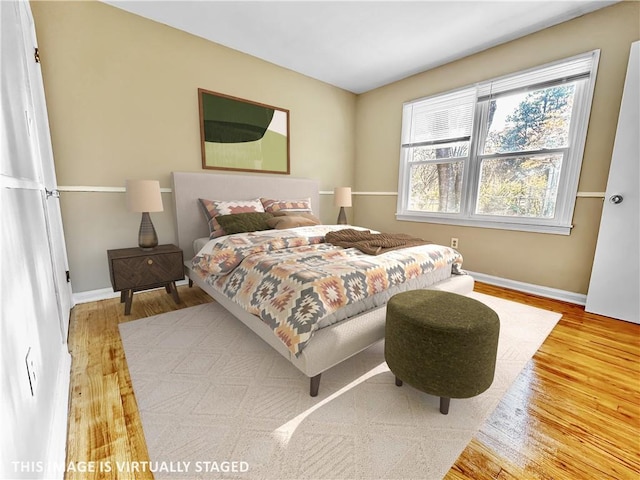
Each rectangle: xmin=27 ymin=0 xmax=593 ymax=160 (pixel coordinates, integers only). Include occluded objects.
xmin=395 ymin=213 xmax=572 ymax=235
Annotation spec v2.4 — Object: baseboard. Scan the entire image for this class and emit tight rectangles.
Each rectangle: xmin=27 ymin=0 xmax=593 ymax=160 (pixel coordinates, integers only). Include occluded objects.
xmin=72 ymin=279 xmax=191 ymax=305
xmin=72 ymin=287 xmax=120 ymax=304
xmin=44 ymin=350 xmax=72 ymax=479
xmin=467 ymin=271 xmax=587 ymax=305
xmin=74 ymin=275 xmax=585 ymax=306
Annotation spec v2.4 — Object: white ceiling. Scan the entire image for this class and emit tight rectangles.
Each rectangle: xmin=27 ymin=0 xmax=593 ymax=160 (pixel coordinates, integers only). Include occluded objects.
xmin=104 ymin=0 xmax=618 ymax=94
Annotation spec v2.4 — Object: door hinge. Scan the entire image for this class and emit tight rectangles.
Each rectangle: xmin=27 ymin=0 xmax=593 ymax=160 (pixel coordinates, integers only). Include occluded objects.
xmin=66 ymin=271 xmax=71 ymax=283
xmin=45 ymin=188 xmax=60 ymax=199
xmin=34 ymin=47 xmax=40 ymax=64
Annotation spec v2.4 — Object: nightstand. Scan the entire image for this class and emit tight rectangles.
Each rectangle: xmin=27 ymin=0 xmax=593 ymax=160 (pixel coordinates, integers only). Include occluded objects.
xmin=107 ymin=244 xmax=184 ymax=315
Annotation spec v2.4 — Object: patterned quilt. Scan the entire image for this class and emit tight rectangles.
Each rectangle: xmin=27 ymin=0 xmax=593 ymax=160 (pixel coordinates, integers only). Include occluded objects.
xmin=192 ymin=226 xmax=464 ymax=356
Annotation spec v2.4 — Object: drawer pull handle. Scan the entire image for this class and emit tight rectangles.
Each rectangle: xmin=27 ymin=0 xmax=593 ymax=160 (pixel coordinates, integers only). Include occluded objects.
xmin=147 ymin=259 xmax=153 ymax=265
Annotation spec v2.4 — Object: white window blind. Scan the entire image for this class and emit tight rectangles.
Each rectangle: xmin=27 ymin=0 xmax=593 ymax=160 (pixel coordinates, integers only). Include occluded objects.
xmin=476 ymin=51 xmax=597 ymax=100
xmin=402 ymin=88 xmax=476 ymax=147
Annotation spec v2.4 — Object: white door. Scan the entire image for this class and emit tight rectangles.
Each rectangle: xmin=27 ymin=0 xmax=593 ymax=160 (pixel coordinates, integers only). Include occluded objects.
xmin=1 ymin=1 xmax=71 ymax=476
xmin=17 ymin=2 xmax=73 ymax=340
xmin=585 ymin=41 xmax=639 ymax=324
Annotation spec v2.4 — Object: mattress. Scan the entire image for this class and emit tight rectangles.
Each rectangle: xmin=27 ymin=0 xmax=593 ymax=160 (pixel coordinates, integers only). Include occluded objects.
xmin=193 ymin=237 xmax=209 ymax=255
xmin=191 ymin=225 xmax=465 ymax=356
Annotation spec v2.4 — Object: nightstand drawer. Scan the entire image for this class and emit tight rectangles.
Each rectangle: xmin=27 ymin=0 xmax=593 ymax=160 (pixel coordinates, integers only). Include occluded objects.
xmin=111 ymin=252 xmax=183 ymax=290
xmin=108 ymin=245 xmax=184 ymax=291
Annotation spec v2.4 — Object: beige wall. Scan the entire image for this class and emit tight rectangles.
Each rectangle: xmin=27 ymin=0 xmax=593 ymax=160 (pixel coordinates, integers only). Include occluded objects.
xmin=32 ymin=1 xmax=639 ymax=295
xmin=354 ymin=1 xmax=640 ymax=294
xmin=31 ymin=0 xmax=356 ymax=292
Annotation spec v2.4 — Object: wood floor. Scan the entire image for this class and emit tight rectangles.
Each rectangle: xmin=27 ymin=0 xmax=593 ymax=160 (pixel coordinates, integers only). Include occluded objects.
xmin=65 ymin=283 xmax=640 ymax=479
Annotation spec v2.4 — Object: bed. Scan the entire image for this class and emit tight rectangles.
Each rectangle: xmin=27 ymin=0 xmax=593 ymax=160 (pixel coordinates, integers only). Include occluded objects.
xmin=171 ymin=171 xmax=474 ymax=396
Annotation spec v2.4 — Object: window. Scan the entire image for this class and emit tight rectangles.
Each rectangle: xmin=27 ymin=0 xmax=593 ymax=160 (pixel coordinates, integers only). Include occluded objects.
xmin=397 ymin=51 xmax=599 ymax=235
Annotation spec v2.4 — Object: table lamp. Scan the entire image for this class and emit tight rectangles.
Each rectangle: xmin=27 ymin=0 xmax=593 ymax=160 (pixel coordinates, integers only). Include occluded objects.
xmin=126 ymin=179 xmax=163 ymax=250
xmin=334 ymin=186 xmax=352 ymax=225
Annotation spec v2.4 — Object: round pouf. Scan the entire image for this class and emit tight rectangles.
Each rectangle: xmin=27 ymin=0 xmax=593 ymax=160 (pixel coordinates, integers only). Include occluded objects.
xmin=384 ymin=290 xmax=500 ymax=415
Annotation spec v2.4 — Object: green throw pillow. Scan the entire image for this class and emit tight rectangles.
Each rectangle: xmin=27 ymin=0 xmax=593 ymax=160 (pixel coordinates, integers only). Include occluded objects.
xmin=214 ymin=212 xmax=274 ymax=235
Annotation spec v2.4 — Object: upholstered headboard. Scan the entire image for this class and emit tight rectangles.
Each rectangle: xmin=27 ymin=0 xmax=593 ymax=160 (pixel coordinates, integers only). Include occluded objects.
xmin=171 ymin=171 xmax=320 ymax=258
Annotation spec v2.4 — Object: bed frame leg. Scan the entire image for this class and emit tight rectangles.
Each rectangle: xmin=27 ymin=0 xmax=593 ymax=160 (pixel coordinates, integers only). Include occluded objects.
xmin=310 ymin=374 xmax=321 ymax=397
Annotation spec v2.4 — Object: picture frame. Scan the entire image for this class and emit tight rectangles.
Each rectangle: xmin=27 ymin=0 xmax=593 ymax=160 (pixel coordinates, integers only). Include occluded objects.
xmin=198 ymin=88 xmax=290 ymax=174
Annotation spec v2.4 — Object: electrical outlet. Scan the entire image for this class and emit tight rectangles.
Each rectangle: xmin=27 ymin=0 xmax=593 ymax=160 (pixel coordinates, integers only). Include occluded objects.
xmin=25 ymin=348 xmax=37 ymax=396
xmin=451 ymin=237 xmax=459 ymax=249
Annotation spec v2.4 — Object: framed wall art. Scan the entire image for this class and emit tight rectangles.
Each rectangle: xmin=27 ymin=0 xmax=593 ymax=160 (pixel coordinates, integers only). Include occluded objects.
xmin=198 ymin=88 xmax=290 ymax=174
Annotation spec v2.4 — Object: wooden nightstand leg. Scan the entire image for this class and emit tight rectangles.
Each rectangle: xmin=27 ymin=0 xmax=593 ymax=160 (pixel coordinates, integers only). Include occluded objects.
xmin=120 ymin=291 xmax=126 ymax=303
xmin=168 ymin=281 xmax=181 ymax=304
xmin=164 ymin=284 xmax=171 ymax=294
xmin=188 ymin=278 xmax=193 ymax=288
xmin=124 ymin=289 xmax=133 ymax=315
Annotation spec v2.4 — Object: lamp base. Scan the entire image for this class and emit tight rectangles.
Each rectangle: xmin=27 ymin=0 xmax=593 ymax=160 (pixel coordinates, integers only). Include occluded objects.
xmin=138 ymin=212 xmax=158 ymax=250
xmin=337 ymin=207 xmax=348 ymax=225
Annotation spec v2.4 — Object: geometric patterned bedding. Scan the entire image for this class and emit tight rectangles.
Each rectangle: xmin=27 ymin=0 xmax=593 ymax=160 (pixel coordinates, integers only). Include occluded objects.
xmin=192 ymin=225 xmax=464 ymax=356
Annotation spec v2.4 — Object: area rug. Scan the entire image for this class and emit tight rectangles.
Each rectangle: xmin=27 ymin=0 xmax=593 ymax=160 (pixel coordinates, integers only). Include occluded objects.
xmin=119 ymin=292 xmax=561 ymax=480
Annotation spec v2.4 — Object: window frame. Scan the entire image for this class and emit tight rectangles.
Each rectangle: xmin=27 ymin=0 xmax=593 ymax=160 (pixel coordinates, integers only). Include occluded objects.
xmin=396 ymin=50 xmax=600 ymax=235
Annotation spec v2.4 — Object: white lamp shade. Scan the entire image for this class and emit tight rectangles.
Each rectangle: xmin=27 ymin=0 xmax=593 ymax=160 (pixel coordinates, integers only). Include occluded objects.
xmin=334 ymin=187 xmax=352 ymax=207
xmin=126 ymin=179 xmax=163 ymax=213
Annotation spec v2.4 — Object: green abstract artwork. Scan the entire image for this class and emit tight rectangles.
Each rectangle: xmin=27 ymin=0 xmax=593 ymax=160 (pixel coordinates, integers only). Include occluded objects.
xmin=199 ymin=89 xmax=290 ymax=174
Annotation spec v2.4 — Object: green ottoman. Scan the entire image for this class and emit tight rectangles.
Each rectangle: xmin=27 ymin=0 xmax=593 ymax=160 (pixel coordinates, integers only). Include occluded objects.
xmin=385 ymin=290 xmax=500 ymax=415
